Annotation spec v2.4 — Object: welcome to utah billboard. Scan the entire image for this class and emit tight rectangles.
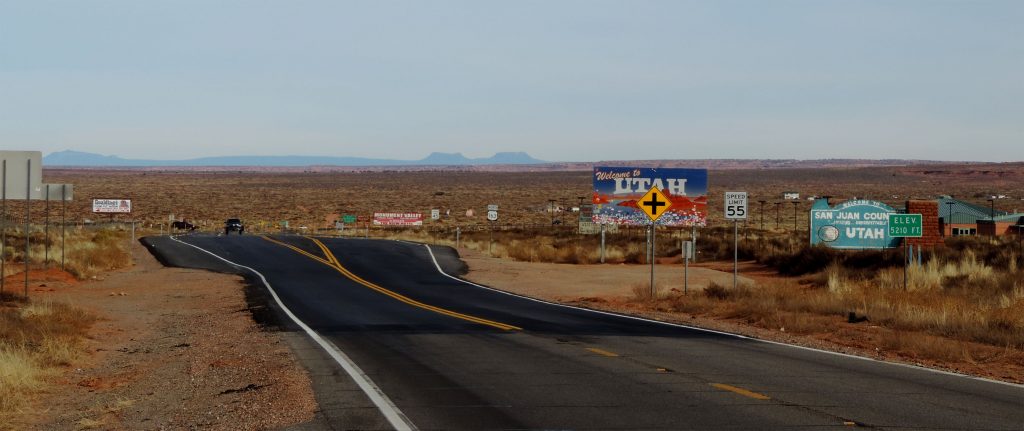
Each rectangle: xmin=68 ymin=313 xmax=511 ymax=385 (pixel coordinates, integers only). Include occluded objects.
xmin=592 ymin=167 xmax=708 ymax=226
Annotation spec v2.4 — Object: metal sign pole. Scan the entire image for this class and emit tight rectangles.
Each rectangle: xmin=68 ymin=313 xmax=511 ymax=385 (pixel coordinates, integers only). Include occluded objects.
xmin=650 ymin=223 xmax=656 ymax=298
xmin=24 ymin=159 xmax=30 ymax=297
xmin=61 ymin=184 xmax=66 ymax=271
xmin=1 ymin=159 xmax=5 ymax=297
xmin=645 ymin=225 xmax=650 ymax=265
xmin=684 ymin=241 xmax=690 ymax=295
xmin=600 ymin=223 xmax=606 ymax=263
xmin=733 ymin=219 xmax=739 ymax=289
xmin=691 ymin=225 xmax=697 ymax=263
xmin=903 ymin=245 xmax=908 ymax=291
xmin=45 ymin=184 xmax=50 ymax=268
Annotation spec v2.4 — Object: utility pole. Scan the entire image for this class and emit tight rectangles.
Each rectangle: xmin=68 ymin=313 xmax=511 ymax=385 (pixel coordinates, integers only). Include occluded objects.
xmin=561 ymin=198 xmax=568 ymax=225
xmin=577 ymin=196 xmax=586 ymax=237
xmin=988 ymin=198 xmax=996 ymax=239
xmin=945 ymin=201 xmax=956 ymax=236
xmin=792 ymin=201 xmax=800 ymax=231
xmin=758 ymin=200 xmax=766 ymax=230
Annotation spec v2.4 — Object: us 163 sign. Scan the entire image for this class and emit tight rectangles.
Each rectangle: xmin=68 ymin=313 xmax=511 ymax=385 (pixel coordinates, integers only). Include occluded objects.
xmin=724 ymin=192 xmax=747 ymax=220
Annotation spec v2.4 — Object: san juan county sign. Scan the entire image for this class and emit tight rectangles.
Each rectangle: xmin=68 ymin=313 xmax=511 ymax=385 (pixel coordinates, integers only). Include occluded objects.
xmin=810 ymin=199 xmax=899 ymax=249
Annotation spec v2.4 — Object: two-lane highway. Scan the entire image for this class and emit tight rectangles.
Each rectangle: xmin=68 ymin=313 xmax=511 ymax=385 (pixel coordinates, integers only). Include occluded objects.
xmin=144 ymin=234 xmax=1024 ymax=430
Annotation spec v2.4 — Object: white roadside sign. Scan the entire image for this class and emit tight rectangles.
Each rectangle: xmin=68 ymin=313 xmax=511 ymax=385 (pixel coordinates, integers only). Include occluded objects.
xmin=724 ymin=191 xmax=748 ymax=220
xmin=92 ymin=199 xmax=132 ymax=213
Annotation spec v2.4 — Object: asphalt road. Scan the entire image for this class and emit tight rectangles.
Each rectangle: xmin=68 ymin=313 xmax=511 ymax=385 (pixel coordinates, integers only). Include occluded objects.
xmin=143 ymin=234 xmax=1024 ymax=430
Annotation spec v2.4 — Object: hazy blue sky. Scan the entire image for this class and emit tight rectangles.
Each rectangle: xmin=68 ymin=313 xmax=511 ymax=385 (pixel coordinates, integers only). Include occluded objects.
xmin=2 ymin=1 xmax=1021 ymax=162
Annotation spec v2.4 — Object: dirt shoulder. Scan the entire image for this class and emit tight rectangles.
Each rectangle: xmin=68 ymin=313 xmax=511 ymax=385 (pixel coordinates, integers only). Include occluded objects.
xmin=459 ymin=247 xmax=1024 ymax=385
xmin=458 ymin=248 xmax=749 ymax=300
xmin=14 ymin=242 xmax=317 ymax=430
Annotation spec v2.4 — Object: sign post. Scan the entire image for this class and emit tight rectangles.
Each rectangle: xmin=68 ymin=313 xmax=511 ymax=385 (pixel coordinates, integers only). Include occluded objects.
xmin=889 ymin=213 xmax=923 ymax=290
xmin=638 ymin=186 xmax=673 ymax=298
xmin=486 ymin=205 xmax=498 ymax=256
xmin=725 ymin=192 xmax=748 ymax=289
xmin=1 ymin=159 xmax=6 ymax=298
xmin=683 ymin=240 xmax=693 ymax=295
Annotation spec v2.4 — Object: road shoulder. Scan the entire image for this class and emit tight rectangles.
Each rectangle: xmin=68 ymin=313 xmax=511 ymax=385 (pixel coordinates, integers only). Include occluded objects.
xmin=22 ymin=241 xmax=319 ymax=430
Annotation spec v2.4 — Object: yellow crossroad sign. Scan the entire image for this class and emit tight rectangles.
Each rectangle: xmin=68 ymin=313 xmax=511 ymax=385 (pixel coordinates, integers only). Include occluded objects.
xmin=638 ymin=186 xmax=673 ymax=222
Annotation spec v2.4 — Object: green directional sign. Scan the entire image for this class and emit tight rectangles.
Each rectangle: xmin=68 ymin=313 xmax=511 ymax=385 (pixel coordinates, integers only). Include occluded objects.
xmin=342 ymin=214 xmax=357 ymax=224
xmin=888 ymin=214 xmax=923 ymax=237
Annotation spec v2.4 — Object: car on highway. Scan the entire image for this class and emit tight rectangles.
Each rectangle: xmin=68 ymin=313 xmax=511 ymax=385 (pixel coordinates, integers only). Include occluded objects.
xmin=224 ymin=218 xmax=245 ymax=235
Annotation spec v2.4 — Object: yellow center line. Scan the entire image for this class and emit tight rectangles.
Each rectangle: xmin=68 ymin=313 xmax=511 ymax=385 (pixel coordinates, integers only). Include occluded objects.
xmin=710 ymin=383 xmax=771 ymax=401
xmin=586 ymin=347 xmax=621 ymax=357
xmin=261 ymin=236 xmax=521 ymax=331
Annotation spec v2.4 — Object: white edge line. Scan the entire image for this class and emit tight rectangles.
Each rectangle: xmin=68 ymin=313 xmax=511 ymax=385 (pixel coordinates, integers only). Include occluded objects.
xmin=168 ymin=236 xmax=417 ymax=431
xmin=421 ymin=243 xmax=1024 ymax=390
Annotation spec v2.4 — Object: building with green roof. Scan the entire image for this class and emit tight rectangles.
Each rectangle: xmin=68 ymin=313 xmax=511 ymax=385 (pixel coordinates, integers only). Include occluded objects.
xmin=938 ymin=196 xmax=1023 ymax=237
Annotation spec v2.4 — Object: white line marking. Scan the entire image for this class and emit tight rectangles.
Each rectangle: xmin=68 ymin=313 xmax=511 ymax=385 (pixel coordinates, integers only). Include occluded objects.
xmin=170 ymin=236 xmax=417 ymax=431
xmin=422 ymin=244 xmax=1024 ymax=390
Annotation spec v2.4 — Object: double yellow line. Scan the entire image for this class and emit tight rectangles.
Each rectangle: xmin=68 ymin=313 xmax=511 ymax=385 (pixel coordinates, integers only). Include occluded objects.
xmin=261 ymin=236 xmax=520 ymax=331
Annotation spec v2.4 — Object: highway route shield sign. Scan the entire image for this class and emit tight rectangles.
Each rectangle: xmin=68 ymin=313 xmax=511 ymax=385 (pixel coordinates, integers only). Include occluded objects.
xmin=638 ymin=186 xmax=673 ymax=222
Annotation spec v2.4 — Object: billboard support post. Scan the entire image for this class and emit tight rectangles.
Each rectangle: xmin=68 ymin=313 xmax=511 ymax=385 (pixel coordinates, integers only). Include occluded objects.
xmin=600 ymin=223 xmax=605 ymax=264
xmin=61 ymin=184 xmax=66 ymax=271
xmin=25 ymin=159 xmax=30 ymax=297
xmin=691 ymin=226 xmax=697 ymax=263
xmin=44 ymin=185 xmax=49 ymax=268
xmin=1 ymin=159 xmax=5 ymax=297
xmin=683 ymin=240 xmax=692 ymax=295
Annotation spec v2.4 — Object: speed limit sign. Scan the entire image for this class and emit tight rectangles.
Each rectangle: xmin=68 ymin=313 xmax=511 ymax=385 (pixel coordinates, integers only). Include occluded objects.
xmin=724 ymin=191 xmax=748 ymax=220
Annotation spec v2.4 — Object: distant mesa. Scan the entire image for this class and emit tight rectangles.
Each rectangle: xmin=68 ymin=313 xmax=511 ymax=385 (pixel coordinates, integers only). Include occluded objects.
xmin=42 ymin=150 xmax=547 ymax=167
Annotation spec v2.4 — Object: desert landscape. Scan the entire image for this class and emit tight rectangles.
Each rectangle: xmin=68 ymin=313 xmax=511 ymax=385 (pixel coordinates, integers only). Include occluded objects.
xmin=31 ymin=162 xmax=1024 ymax=230
xmin=2 ymin=161 xmax=1024 ymax=428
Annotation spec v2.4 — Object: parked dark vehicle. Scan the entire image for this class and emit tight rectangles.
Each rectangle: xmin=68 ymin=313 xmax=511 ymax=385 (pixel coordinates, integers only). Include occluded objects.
xmin=224 ymin=218 xmax=244 ymax=235
xmin=171 ymin=220 xmax=196 ymax=231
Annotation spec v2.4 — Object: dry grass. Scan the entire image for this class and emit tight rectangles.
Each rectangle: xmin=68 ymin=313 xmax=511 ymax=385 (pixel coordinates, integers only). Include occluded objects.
xmin=0 ymin=300 xmax=96 ymax=427
xmin=647 ymin=248 xmax=1024 ymax=353
xmin=1 ymin=226 xmax=132 ymax=280
xmin=369 ymin=226 xmax=674 ymax=265
xmin=629 ymin=282 xmax=660 ymax=302
xmin=372 ymin=221 xmax=1024 ymax=356
xmin=76 ymin=418 xmax=105 ymax=430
